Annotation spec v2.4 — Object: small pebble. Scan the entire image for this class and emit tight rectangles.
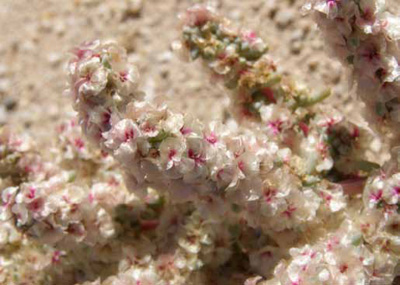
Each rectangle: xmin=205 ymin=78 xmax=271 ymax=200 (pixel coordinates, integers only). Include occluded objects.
xmin=3 ymin=97 xmax=17 ymax=111
xmin=54 ymin=22 xmax=66 ymax=36
xmin=308 ymin=60 xmax=319 ymax=71
xmin=156 ymin=51 xmax=173 ymax=63
xmin=47 ymin=52 xmax=62 ymax=66
xmin=0 ymin=79 xmax=10 ymax=94
xmin=290 ymin=29 xmax=304 ymax=41
xmin=0 ymin=65 xmax=8 ymax=77
xmin=291 ymin=41 xmax=302 ymax=54
xmin=21 ymin=41 xmax=36 ymax=53
xmin=229 ymin=9 xmax=242 ymax=21
xmin=275 ymin=9 xmax=295 ymax=29
xmin=124 ymin=0 xmax=143 ymax=18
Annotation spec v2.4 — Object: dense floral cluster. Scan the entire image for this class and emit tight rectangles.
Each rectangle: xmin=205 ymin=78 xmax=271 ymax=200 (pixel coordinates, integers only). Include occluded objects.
xmin=68 ymin=37 xmax=354 ymax=246
xmin=308 ymin=0 xmax=400 ymax=137
xmin=1 ymin=0 xmax=400 ymax=284
xmin=179 ymin=5 xmax=381 ymax=181
xmin=0 ymin=126 xmax=248 ymax=284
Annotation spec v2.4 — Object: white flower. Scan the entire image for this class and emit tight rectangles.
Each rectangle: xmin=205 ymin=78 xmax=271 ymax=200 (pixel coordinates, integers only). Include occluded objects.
xmin=161 ymin=113 xmax=184 ymax=135
xmin=314 ymin=0 xmax=340 ymax=19
xmin=104 ymin=119 xmax=140 ymax=150
xmin=77 ymin=57 xmax=108 ymax=96
xmin=259 ymin=105 xmax=292 ymax=136
xmin=159 ymin=137 xmax=186 ymax=170
xmin=382 ymin=12 xmax=400 ymax=40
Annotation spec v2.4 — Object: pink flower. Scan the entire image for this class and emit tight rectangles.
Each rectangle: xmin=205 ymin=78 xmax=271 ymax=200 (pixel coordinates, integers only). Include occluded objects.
xmin=205 ymin=132 xmax=218 ymax=144
xmin=188 ymin=148 xmax=205 ymax=165
xmin=242 ymin=30 xmax=258 ymax=43
xmin=283 ymin=204 xmax=296 ymax=218
xmin=369 ymin=189 xmax=383 ymax=203
xmin=268 ymin=120 xmax=283 ymax=135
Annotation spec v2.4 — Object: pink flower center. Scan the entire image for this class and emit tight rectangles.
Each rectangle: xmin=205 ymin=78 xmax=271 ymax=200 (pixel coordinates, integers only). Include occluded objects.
xmin=264 ymin=189 xmax=277 ymax=203
xmin=180 ymin=126 xmax=192 ymax=135
xmin=327 ymin=0 xmax=337 ymax=8
xmin=102 ymin=110 xmax=112 ymax=127
xmin=124 ymin=128 xmax=135 ymax=142
xmin=362 ymin=8 xmax=374 ymax=22
xmin=268 ymin=120 xmax=283 ymax=135
xmin=142 ymin=122 xmax=156 ymax=133
xmin=28 ymin=198 xmax=43 ymax=212
xmin=168 ymin=149 xmax=177 ymax=160
xmin=26 ymin=187 xmax=36 ymax=199
xmin=205 ymin=132 xmax=218 ymax=144
xmin=52 ymin=251 xmax=61 ymax=264
xmin=352 ymin=127 xmax=360 ymax=138
xmin=188 ymin=149 xmax=205 ymax=165
xmin=88 ymin=192 xmax=94 ymax=203
xmin=369 ymin=189 xmax=383 ymax=202
xmin=339 ymin=264 xmax=348 ymax=273
xmin=283 ymin=204 xmax=296 ymax=218
xmin=74 ymin=138 xmax=85 ymax=150
xmin=243 ymin=31 xmax=257 ymax=43
xmin=119 ymin=71 xmax=128 ymax=82
xmin=238 ymin=161 xmax=245 ymax=172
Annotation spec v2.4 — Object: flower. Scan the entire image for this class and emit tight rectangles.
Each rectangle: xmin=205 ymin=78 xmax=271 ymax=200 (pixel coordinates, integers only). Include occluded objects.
xmin=159 ymin=137 xmax=186 ymax=170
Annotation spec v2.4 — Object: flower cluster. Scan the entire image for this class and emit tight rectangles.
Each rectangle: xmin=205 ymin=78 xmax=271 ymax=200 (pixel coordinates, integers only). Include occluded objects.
xmin=0 ymin=127 xmax=271 ymax=284
xmin=2 ymin=1 xmax=400 ymax=284
xmin=0 ymin=127 xmax=131 ymax=283
xmin=64 ymin=35 xmax=398 ymax=284
xmin=308 ymin=0 xmax=400 ymax=137
xmin=360 ymin=168 xmax=400 ymax=256
xmin=179 ymin=5 xmax=380 ymax=181
xmin=267 ymin=219 xmax=397 ymax=285
xmin=67 ymin=38 xmax=356 ymax=247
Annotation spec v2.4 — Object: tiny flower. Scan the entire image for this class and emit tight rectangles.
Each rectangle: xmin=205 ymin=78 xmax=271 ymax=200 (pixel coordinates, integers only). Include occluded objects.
xmin=159 ymin=137 xmax=186 ymax=170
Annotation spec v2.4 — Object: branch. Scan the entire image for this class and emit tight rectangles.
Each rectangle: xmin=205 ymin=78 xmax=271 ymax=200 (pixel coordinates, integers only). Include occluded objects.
xmin=67 ymin=40 xmax=348 ymax=237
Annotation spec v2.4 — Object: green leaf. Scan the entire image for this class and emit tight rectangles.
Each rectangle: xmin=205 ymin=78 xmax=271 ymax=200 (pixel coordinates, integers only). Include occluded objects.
xmin=351 ymin=235 xmax=363 ymax=246
xmin=354 ymin=160 xmax=380 ymax=173
xmin=295 ymin=89 xmax=331 ymax=108
xmin=67 ymin=171 xmax=77 ymax=183
xmin=261 ymin=74 xmax=282 ymax=87
xmin=148 ymin=130 xmax=170 ymax=147
xmin=102 ymin=56 xmax=112 ymax=69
